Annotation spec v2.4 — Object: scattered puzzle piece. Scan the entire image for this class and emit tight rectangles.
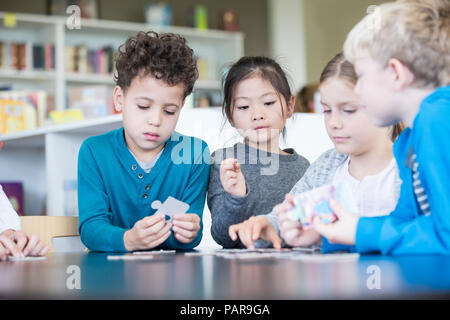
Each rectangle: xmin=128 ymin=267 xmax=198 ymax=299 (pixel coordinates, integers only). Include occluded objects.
xmin=8 ymin=256 xmax=47 ymax=262
xmin=133 ymin=250 xmax=176 ymax=255
xmin=107 ymin=255 xmax=155 ymax=261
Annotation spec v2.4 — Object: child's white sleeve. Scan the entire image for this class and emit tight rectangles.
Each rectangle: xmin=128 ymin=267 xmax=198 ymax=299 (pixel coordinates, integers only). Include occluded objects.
xmin=0 ymin=185 xmax=21 ymax=234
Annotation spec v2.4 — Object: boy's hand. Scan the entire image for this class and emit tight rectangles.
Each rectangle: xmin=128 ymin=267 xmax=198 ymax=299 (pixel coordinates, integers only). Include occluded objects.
xmin=220 ymin=158 xmax=246 ymax=197
xmin=228 ymin=216 xmax=282 ymax=249
xmin=312 ymin=198 xmax=358 ymax=245
xmin=124 ymin=213 xmax=172 ymax=251
xmin=172 ymin=213 xmax=201 ymax=244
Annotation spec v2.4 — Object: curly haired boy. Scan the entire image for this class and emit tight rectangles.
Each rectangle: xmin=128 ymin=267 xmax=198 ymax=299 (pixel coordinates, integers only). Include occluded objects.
xmin=77 ymin=31 xmax=210 ymax=252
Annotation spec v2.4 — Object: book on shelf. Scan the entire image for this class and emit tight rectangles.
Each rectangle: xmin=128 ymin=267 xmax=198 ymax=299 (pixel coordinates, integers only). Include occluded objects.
xmin=0 ymin=181 xmax=24 ymax=216
xmin=0 ymin=42 xmax=7 ymax=69
xmin=68 ymin=85 xmax=115 ymax=118
xmin=65 ymin=45 xmax=115 ymax=75
xmin=49 ymin=108 xmax=84 ymax=124
xmin=196 ymin=55 xmax=217 ymax=82
xmin=11 ymin=42 xmax=26 ymax=70
xmin=0 ymin=41 xmax=55 ymax=72
xmin=0 ymin=90 xmax=54 ymax=134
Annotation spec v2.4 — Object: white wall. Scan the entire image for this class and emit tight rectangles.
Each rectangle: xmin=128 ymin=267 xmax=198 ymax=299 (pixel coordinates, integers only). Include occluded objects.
xmin=267 ymin=0 xmax=307 ymax=93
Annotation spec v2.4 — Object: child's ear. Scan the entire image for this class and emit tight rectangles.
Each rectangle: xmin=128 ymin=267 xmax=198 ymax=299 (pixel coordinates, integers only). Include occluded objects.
xmin=113 ymin=86 xmax=124 ymax=113
xmin=287 ymin=95 xmax=295 ymax=118
xmin=388 ymin=58 xmax=415 ymax=91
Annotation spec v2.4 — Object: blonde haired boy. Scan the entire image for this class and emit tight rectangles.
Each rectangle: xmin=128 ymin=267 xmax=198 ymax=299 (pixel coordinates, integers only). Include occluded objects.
xmin=313 ymin=0 xmax=450 ymax=255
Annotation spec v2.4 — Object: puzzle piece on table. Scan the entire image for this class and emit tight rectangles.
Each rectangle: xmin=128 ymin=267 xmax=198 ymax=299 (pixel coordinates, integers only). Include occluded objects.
xmin=291 ymin=246 xmax=322 ymax=253
xmin=289 ymin=253 xmax=360 ymax=262
xmin=184 ymin=251 xmax=217 ymax=256
xmin=151 ymin=196 xmax=190 ymax=221
xmin=8 ymin=256 xmax=47 ymax=262
xmin=133 ymin=250 xmax=176 ymax=256
xmin=107 ymin=254 xmax=155 ymax=261
xmin=222 ymin=252 xmax=277 ymax=260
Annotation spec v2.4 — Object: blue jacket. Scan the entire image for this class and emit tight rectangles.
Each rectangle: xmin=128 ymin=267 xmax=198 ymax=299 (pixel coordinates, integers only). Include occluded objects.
xmin=355 ymin=86 xmax=450 ymax=255
xmin=77 ymin=128 xmax=210 ymax=252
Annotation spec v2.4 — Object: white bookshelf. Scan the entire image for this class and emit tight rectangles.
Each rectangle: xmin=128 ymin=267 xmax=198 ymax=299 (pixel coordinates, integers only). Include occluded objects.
xmin=0 ymin=12 xmax=244 ymax=109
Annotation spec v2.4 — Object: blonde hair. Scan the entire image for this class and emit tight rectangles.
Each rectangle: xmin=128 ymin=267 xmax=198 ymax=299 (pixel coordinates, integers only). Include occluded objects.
xmin=344 ymin=0 xmax=450 ymax=88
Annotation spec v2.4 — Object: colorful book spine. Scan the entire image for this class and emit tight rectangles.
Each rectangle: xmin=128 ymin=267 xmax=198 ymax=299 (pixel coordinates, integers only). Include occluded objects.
xmin=0 ymin=182 xmax=24 ymax=216
xmin=0 ymin=90 xmax=49 ymax=132
xmin=65 ymin=45 xmax=115 ymax=75
xmin=0 ymin=41 xmax=54 ymax=71
xmin=0 ymin=42 xmax=6 ymax=69
xmin=44 ymin=43 xmax=53 ymax=71
xmin=32 ymin=44 xmax=43 ymax=70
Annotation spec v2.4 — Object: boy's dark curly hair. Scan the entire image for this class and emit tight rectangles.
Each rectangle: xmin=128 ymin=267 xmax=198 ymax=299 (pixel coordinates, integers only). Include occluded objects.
xmin=114 ymin=31 xmax=199 ymax=98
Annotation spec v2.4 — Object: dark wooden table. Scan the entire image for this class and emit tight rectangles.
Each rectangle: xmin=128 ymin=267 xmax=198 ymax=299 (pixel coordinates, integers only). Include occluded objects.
xmin=1 ymin=251 xmax=450 ymax=299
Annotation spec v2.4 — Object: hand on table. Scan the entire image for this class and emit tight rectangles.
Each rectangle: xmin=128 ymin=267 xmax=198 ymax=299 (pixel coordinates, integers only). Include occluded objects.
xmin=0 ymin=229 xmax=49 ymax=261
xmin=228 ymin=216 xmax=282 ymax=249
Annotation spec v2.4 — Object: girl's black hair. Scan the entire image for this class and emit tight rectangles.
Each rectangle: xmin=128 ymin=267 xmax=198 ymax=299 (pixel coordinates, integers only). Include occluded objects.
xmin=222 ymin=56 xmax=293 ymax=128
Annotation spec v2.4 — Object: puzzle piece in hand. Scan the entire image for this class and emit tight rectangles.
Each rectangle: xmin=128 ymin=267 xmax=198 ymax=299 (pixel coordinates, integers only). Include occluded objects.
xmin=287 ymin=184 xmax=335 ymax=228
xmin=287 ymin=181 xmax=357 ymax=228
xmin=151 ymin=196 xmax=190 ymax=221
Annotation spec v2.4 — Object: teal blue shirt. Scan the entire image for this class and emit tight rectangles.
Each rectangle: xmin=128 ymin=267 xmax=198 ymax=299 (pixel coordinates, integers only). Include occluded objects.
xmin=77 ymin=128 xmax=210 ymax=252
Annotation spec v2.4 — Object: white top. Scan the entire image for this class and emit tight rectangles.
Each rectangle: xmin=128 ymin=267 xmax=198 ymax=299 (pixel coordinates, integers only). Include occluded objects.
xmin=0 ymin=184 xmax=21 ymax=234
xmin=332 ymin=157 xmax=401 ymax=217
xmin=129 ymin=148 xmax=164 ymax=174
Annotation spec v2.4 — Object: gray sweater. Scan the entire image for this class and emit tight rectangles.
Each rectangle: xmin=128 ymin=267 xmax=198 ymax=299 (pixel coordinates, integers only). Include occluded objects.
xmin=207 ymin=143 xmax=310 ymax=248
